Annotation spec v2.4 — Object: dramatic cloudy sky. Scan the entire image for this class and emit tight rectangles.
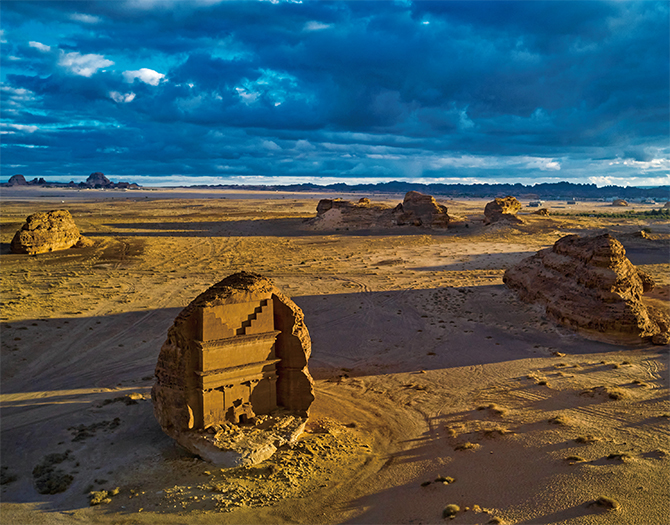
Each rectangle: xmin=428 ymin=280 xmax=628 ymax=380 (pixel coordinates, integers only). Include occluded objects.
xmin=1 ymin=0 xmax=669 ymax=186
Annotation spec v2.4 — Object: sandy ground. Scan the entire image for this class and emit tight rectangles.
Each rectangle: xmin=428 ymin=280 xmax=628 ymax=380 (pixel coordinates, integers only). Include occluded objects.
xmin=1 ymin=187 xmax=669 ymax=524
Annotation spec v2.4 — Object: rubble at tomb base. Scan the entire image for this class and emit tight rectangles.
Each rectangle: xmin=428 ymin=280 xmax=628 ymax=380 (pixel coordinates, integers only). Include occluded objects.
xmin=484 ymin=196 xmax=523 ymax=225
xmin=503 ymin=233 xmax=669 ymax=343
xmin=307 ymin=191 xmax=450 ymax=229
xmin=152 ymin=272 xmax=315 ymax=467
xmin=10 ymin=210 xmax=91 ymax=255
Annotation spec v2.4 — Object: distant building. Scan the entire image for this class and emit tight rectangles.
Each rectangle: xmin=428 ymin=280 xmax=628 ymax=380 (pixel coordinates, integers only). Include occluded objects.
xmin=566 ymin=199 xmax=577 ymax=205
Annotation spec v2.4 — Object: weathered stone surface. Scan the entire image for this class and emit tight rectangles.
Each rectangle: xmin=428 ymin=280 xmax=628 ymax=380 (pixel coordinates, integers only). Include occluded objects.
xmin=308 ymin=192 xmax=449 ymax=229
xmin=484 ymin=196 xmax=523 ymax=225
xmin=532 ymin=208 xmax=550 ymax=216
xmin=612 ymin=199 xmax=629 ymax=207
xmin=11 ymin=210 xmax=84 ymax=255
xmin=503 ymin=233 xmax=668 ymax=342
xmin=152 ymin=272 xmax=315 ymax=466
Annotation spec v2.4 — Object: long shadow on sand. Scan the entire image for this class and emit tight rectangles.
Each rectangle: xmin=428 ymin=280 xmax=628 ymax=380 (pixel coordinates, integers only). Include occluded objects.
xmin=86 ymin=218 xmax=456 ymax=238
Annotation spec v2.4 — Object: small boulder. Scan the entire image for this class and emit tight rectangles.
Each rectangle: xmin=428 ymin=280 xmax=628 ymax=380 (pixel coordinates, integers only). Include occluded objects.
xmin=533 ymin=208 xmax=550 ymax=216
xmin=612 ymin=199 xmax=628 ymax=207
xmin=11 ymin=210 xmax=83 ymax=255
xmin=484 ymin=196 xmax=522 ymax=225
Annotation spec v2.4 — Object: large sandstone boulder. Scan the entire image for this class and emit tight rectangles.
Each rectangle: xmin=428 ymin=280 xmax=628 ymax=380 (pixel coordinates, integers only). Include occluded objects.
xmin=10 ymin=210 xmax=87 ymax=255
xmin=395 ymin=191 xmax=450 ymax=228
xmin=308 ymin=192 xmax=449 ymax=229
xmin=484 ymin=196 xmax=523 ymax=225
xmin=503 ymin=234 xmax=668 ymax=342
xmin=612 ymin=199 xmax=628 ymax=207
xmin=152 ymin=272 xmax=315 ymax=466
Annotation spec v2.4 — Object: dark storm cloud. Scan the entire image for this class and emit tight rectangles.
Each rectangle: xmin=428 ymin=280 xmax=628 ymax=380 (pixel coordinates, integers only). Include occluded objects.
xmin=1 ymin=0 xmax=668 ymax=184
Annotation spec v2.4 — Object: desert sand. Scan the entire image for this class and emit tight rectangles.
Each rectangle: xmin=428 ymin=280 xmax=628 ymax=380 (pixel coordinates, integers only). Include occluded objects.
xmin=1 ymin=187 xmax=668 ymax=524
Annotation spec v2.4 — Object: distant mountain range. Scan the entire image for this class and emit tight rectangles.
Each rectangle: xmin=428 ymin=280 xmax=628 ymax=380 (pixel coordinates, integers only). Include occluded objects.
xmin=2 ymin=174 xmax=669 ymax=200
xmin=204 ymin=180 xmax=670 ymax=200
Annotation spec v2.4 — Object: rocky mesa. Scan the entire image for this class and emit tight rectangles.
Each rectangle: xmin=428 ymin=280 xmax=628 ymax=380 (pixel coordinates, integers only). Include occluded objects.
xmin=503 ymin=233 xmax=669 ymax=343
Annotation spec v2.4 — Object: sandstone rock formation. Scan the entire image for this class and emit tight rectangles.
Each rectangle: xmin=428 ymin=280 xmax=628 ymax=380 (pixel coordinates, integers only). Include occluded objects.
xmin=395 ymin=191 xmax=450 ymax=228
xmin=484 ymin=196 xmax=523 ymax=225
xmin=6 ymin=174 xmax=28 ymax=186
xmin=10 ymin=210 xmax=90 ymax=255
xmin=612 ymin=199 xmax=628 ymax=207
xmin=532 ymin=208 xmax=550 ymax=216
xmin=86 ymin=172 xmax=112 ymax=187
xmin=308 ymin=191 xmax=449 ymax=230
xmin=503 ymin=233 xmax=668 ymax=343
xmin=152 ymin=272 xmax=315 ymax=466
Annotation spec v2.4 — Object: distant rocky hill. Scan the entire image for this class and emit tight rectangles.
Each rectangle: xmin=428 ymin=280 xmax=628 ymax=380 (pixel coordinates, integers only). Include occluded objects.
xmin=205 ymin=181 xmax=670 ymax=200
xmin=3 ymin=172 xmax=139 ymax=189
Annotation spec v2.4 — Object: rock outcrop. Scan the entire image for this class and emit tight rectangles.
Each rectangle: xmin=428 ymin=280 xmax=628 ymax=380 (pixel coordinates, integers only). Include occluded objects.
xmin=308 ymin=191 xmax=449 ymax=230
xmin=484 ymin=196 xmax=523 ymax=225
xmin=395 ymin=191 xmax=450 ymax=228
xmin=7 ymin=174 xmax=28 ymax=186
xmin=612 ymin=199 xmax=628 ymax=207
xmin=152 ymin=272 xmax=315 ymax=466
xmin=532 ymin=208 xmax=550 ymax=216
xmin=10 ymin=210 xmax=90 ymax=255
xmin=503 ymin=233 xmax=668 ymax=342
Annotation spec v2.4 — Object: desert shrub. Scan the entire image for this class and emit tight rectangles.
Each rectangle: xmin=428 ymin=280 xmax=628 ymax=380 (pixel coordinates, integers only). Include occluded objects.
xmin=442 ymin=504 xmax=460 ymax=518
xmin=591 ymin=496 xmax=620 ymax=510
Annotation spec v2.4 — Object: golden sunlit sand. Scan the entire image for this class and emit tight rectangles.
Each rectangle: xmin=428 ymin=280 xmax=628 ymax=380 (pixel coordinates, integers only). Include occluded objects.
xmin=1 ymin=187 xmax=668 ymax=524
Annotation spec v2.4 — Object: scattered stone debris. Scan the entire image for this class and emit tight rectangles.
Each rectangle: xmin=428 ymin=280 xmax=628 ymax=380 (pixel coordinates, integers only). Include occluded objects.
xmin=90 ymin=487 xmax=120 ymax=506
xmin=32 ymin=452 xmax=75 ymax=494
xmin=152 ymin=272 xmax=315 ymax=467
xmin=10 ymin=210 xmax=92 ymax=255
xmin=504 ymin=233 xmax=669 ymax=343
xmin=483 ymin=196 xmax=522 ymax=225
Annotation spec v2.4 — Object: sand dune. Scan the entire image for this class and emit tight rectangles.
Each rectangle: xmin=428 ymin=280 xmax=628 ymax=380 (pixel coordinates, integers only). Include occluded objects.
xmin=1 ymin=189 xmax=668 ymax=524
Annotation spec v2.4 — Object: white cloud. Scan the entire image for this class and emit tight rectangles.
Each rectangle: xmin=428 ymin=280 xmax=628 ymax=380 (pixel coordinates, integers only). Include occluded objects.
xmin=303 ymin=21 xmax=331 ymax=32
xmin=59 ymin=52 xmax=114 ymax=77
xmin=70 ymin=13 xmax=102 ymax=24
xmin=122 ymin=68 xmax=165 ymax=86
xmin=109 ymin=91 xmax=136 ymax=103
xmin=0 ymin=30 xmax=6 ymax=44
xmin=29 ymin=41 xmax=51 ymax=52
xmin=0 ymin=123 xmax=38 ymax=134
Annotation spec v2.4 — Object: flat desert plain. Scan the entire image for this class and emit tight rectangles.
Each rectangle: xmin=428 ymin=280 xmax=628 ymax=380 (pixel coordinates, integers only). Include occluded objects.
xmin=1 ymin=187 xmax=669 ymax=525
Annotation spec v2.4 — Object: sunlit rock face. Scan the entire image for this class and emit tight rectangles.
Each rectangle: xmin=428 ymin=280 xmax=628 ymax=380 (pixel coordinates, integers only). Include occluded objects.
xmin=483 ymin=196 xmax=522 ymax=225
xmin=152 ymin=272 xmax=315 ymax=466
xmin=10 ymin=210 xmax=84 ymax=255
xmin=504 ymin=233 xmax=668 ymax=342
xmin=395 ymin=191 xmax=450 ymax=228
